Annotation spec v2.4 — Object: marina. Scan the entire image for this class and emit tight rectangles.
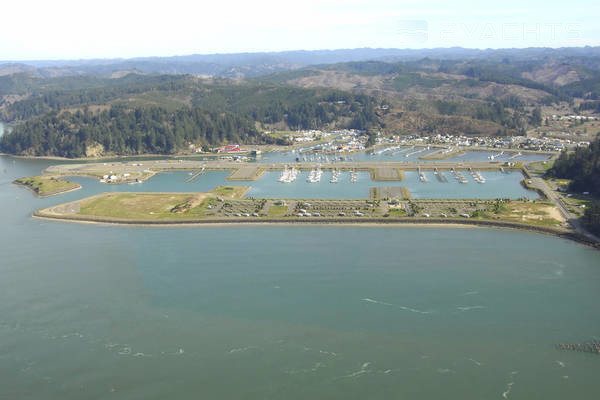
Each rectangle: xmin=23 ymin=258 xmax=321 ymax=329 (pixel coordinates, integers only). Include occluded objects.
xmin=55 ymin=168 xmax=538 ymax=199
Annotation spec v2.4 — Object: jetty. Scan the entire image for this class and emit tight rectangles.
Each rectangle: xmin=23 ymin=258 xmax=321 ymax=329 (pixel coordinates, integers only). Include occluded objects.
xmin=556 ymin=339 xmax=600 ymax=355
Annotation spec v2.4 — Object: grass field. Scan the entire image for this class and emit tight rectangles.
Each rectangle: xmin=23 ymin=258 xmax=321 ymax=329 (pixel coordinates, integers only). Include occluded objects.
xmin=267 ymin=205 xmax=288 ymax=216
xmin=14 ymin=176 xmax=80 ymax=197
xmin=79 ymin=193 xmax=211 ymax=220
xmin=529 ymin=160 xmax=554 ymax=174
xmin=388 ymin=208 xmax=407 ymax=217
xmin=212 ymin=186 xmax=249 ymax=198
xmin=472 ymin=201 xmax=564 ymax=227
xmin=77 ymin=186 xmax=251 ymax=220
xmin=265 ymin=130 xmax=296 ymax=139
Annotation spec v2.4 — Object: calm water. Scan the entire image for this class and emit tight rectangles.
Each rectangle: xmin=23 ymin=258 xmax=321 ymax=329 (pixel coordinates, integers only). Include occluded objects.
xmin=1 ymin=154 xmax=599 ymax=399
xmin=62 ymin=169 xmax=538 ymax=200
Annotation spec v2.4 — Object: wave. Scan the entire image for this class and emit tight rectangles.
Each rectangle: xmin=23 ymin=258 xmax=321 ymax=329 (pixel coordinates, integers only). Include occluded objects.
xmin=227 ymin=346 xmax=259 ymax=354
xmin=457 ymin=305 xmax=486 ymax=311
xmin=502 ymin=371 xmax=519 ymax=399
xmin=362 ymin=298 xmax=431 ymax=314
xmin=468 ymin=358 xmax=483 ymax=366
xmin=362 ymin=298 xmax=393 ymax=306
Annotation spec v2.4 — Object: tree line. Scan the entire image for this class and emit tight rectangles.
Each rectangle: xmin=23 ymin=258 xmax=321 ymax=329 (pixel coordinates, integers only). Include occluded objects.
xmin=547 ymin=136 xmax=600 ymax=196
xmin=546 ymin=135 xmax=600 ymax=234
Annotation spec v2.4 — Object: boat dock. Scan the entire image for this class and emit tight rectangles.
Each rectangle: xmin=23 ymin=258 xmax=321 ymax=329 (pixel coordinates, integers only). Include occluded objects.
xmin=434 ymin=168 xmax=448 ymax=182
xmin=185 ymin=167 xmax=205 ymax=182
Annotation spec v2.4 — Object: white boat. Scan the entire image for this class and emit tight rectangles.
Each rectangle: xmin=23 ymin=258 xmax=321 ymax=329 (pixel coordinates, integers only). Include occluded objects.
xmin=306 ymin=168 xmax=323 ymax=183
xmin=330 ymin=169 xmax=340 ymax=183
xmin=278 ymin=166 xmax=298 ymax=183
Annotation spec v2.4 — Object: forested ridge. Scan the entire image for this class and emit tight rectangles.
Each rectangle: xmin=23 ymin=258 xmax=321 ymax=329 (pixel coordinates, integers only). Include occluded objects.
xmin=2 ymin=75 xmax=191 ymax=121
xmin=0 ymin=106 xmax=261 ymax=157
xmin=0 ymin=76 xmax=383 ymax=157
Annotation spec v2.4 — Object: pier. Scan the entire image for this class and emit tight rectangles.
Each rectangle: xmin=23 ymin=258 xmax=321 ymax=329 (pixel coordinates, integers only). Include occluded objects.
xmin=406 ymin=147 xmax=429 ymax=157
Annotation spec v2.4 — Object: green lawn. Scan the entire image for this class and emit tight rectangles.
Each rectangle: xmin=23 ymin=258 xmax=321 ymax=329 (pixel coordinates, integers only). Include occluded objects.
xmin=388 ymin=208 xmax=407 ymax=217
xmin=529 ymin=160 xmax=554 ymax=174
xmin=268 ymin=205 xmax=288 ymax=216
xmin=212 ymin=186 xmax=249 ymax=198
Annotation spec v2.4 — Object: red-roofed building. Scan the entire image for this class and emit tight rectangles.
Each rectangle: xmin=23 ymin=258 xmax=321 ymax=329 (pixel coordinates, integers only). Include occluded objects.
xmin=217 ymin=144 xmax=247 ymax=153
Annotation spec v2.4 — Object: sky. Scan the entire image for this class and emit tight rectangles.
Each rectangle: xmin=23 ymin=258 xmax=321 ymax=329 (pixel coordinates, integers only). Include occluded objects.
xmin=1 ymin=0 xmax=598 ymax=61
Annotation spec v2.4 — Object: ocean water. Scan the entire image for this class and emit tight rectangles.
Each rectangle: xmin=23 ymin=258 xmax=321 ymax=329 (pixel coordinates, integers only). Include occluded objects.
xmin=0 ymin=154 xmax=599 ymax=399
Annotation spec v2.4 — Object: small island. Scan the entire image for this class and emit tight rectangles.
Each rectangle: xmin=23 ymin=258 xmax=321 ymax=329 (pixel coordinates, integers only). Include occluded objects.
xmin=13 ymin=175 xmax=81 ymax=197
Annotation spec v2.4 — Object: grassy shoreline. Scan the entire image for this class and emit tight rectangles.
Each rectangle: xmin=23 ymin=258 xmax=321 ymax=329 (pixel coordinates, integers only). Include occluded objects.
xmin=13 ymin=176 xmax=82 ymax=197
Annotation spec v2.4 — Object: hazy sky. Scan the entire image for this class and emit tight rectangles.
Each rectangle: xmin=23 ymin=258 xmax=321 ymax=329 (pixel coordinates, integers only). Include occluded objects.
xmin=1 ymin=0 xmax=598 ymax=60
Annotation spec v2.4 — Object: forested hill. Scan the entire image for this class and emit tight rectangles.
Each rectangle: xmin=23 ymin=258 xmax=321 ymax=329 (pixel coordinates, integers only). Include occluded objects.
xmin=0 ymin=106 xmax=261 ymax=157
xmin=0 ymin=76 xmax=383 ymax=157
xmin=547 ymin=136 xmax=600 ymax=197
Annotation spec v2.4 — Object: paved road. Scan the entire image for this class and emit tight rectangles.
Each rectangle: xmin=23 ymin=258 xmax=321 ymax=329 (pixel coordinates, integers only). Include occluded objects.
xmin=529 ymin=171 xmax=599 ymax=243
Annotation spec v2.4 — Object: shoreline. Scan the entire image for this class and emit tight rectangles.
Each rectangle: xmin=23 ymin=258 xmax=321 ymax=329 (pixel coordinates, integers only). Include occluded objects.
xmin=0 ymin=152 xmax=226 ymax=162
xmin=31 ymin=213 xmax=599 ymax=249
xmin=0 ymin=145 xmax=556 ymax=162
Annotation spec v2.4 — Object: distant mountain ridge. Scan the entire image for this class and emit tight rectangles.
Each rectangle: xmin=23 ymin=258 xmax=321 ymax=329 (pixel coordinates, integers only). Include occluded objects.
xmin=3 ymin=46 xmax=600 ymax=79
